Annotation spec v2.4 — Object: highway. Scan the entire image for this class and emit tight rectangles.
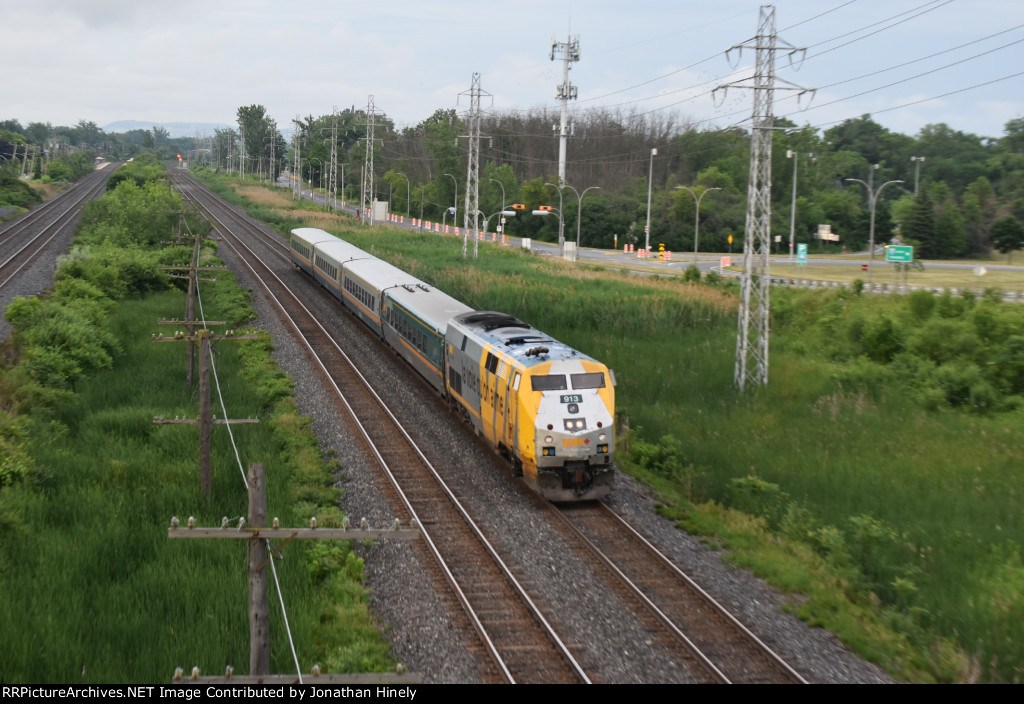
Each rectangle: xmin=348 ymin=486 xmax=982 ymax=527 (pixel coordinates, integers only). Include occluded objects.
xmin=276 ymin=171 xmax=1024 ymax=286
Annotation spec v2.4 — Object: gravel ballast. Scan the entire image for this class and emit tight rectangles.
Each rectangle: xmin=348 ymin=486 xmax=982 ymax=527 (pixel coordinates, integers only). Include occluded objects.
xmin=3 ymin=180 xmax=895 ymax=683
xmin=216 ymin=214 xmax=894 ymax=684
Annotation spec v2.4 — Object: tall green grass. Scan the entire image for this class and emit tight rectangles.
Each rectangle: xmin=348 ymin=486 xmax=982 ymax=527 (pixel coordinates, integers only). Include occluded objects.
xmin=200 ymin=177 xmax=1024 ymax=681
xmin=319 ymin=224 xmax=1024 ymax=682
xmin=0 ymin=285 xmax=392 ymax=682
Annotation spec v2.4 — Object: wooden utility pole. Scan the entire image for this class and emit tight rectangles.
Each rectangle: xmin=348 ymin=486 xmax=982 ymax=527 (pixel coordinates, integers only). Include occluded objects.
xmin=158 ymin=220 xmax=226 ymax=386
xmin=247 ymin=463 xmax=270 ymax=675
xmin=154 ymin=329 xmax=259 ymax=496
xmin=169 ymin=463 xmax=421 ymax=681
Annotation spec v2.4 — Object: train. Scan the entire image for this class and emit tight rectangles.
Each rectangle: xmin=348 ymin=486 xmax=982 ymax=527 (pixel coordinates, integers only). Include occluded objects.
xmin=289 ymin=227 xmax=616 ymax=501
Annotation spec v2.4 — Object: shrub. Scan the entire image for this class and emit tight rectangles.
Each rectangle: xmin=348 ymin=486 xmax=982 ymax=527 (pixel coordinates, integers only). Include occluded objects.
xmin=727 ymin=475 xmax=790 ymax=529
xmin=831 ymin=355 xmax=892 ymax=397
xmin=933 ymin=361 xmax=995 ymax=411
xmin=906 ymin=318 xmax=979 ymax=365
xmin=908 ymin=290 xmax=936 ymax=321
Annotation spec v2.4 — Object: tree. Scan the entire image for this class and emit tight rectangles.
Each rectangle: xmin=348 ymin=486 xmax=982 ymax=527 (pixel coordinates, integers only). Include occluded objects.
xmin=824 ymin=115 xmax=912 ymax=169
xmin=1000 ymin=118 xmax=1024 ymax=155
xmin=935 ymin=200 xmax=967 ymax=258
xmin=482 ymin=162 xmax=519 ymax=217
xmin=915 ymin=123 xmax=990 ymax=193
xmin=990 ymin=216 xmax=1024 ymax=263
xmin=963 ymin=176 xmax=998 ymax=255
xmin=152 ymin=125 xmax=170 ymax=146
xmin=74 ymin=120 xmax=103 ymax=147
xmin=212 ymin=128 xmax=237 ymax=171
xmin=904 ymin=187 xmax=938 ymax=258
xmin=236 ymin=104 xmax=278 ymax=178
xmin=26 ymin=122 xmax=51 ymax=144
xmin=928 ymin=183 xmax=966 ymax=257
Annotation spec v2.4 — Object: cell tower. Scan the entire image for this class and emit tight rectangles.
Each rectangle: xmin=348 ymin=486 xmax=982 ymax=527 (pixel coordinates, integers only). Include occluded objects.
xmin=550 ymin=34 xmax=580 ymax=184
xmin=715 ymin=5 xmax=811 ymax=391
xmin=362 ymin=96 xmax=379 ymax=225
xmin=459 ymin=73 xmax=492 ymax=259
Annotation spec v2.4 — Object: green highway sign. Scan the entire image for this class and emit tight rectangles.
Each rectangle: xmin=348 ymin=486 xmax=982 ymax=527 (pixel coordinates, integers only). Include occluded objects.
xmin=886 ymin=245 xmax=914 ymax=263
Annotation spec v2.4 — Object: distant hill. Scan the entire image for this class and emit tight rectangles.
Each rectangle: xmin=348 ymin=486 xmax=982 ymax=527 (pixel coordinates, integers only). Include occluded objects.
xmin=102 ymin=120 xmax=232 ymax=138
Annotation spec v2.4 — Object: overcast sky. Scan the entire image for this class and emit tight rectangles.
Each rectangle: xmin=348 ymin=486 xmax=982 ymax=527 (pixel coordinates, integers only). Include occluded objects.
xmin=7 ymin=0 xmax=1024 ymax=141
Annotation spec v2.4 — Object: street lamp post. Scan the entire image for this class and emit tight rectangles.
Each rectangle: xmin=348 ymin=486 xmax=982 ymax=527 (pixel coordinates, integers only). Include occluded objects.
xmin=481 ymin=208 xmax=518 ymax=257
xmin=488 ymin=178 xmax=506 ymax=221
xmin=309 ymin=158 xmax=323 ymax=195
xmin=645 ymin=147 xmax=657 ymax=253
xmin=784 ymin=149 xmax=816 ymax=263
xmin=339 ymin=164 xmax=346 ymax=211
xmin=443 ymin=173 xmax=458 ymax=225
xmin=533 ymin=207 xmax=564 ymax=247
xmin=910 ymin=156 xmax=926 ymax=195
xmin=301 ymin=158 xmax=313 ymax=197
xmin=544 ymin=182 xmax=565 ymax=246
xmin=787 ymin=150 xmax=798 ymax=264
xmin=562 ymin=184 xmax=601 ymax=247
xmin=676 ymin=185 xmax=720 ymax=265
xmin=845 ymin=176 xmax=904 ymax=284
xmin=396 ymin=172 xmax=411 ymax=217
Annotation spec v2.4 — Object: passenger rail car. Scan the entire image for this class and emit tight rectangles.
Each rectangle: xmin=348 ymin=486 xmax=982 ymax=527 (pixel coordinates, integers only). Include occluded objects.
xmin=289 ymin=228 xmax=614 ymax=501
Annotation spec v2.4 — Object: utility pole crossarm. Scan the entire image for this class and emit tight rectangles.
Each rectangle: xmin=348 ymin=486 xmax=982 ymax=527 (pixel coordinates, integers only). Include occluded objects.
xmin=154 ymin=417 xmax=259 ymax=425
xmin=168 ymin=525 xmax=421 ymax=540
xmin=156 ymin=319 xmax=226 ymax=326
xmin=152 ymin=334 xmax=259 ymax=343
xmin=167 ymin=462 xmax=423 ymax=681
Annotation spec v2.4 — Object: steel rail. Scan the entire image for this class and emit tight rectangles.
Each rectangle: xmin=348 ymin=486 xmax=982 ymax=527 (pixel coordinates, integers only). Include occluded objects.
xmin=175 ymin=173 xmax=590 ymax=684
xmin=559 ymin=501 xmax=809 ymax=684
xmin=0 ymin=169 xmax=111 ymax=291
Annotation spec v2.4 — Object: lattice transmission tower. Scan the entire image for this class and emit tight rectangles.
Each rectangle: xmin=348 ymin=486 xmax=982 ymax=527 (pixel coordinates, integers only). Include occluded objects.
xmin=459 ymin=72 xmax=491 ymax=259
xmin=715 ymin=5 xmax=811 ymax=391
xmin=328 ymin=107 xmax=339 ymax=211
xmin=361 ymin=96 xmax=381 ymax=225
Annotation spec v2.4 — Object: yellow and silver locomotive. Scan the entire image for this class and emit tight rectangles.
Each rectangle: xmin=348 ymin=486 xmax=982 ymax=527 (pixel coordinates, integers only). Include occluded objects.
xmin=445 ymin=312 xmax=614 ymax=501
xmin=290 ymin=228 xmax=615 ymax=501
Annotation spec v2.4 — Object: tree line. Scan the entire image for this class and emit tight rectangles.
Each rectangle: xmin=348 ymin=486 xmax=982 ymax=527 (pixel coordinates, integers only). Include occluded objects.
xmin=8 ymin=107 xmax=1021 ymax=259
xmin=272 ymin=105 xmax=1024 ymax=259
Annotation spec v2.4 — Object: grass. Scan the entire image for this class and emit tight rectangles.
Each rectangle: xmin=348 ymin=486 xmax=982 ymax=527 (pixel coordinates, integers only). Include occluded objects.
xmin=731 ymin=262 xmax=1024 ymax=291
xmin=0 ymin=270 xmax=393 ymax=682
xmin=195 ymin=172 xmax=1024 ymax=683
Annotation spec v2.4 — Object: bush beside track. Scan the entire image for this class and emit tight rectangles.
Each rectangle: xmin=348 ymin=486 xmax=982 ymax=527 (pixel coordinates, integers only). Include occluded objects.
xmin=0 ymin=157 xmax=394 ymax=682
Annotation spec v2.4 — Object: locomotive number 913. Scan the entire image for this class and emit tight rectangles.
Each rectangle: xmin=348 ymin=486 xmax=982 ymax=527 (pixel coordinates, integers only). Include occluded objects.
xmin=290 ymin=227 xmax=615 ymax=501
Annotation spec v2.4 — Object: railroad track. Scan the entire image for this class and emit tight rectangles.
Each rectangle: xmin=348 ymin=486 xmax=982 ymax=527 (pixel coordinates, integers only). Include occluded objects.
xmin=0 ymin=167 xmax=114 ymax=296
xmin=171 ymin=169 xmax=589 ymax=684
xmin=170 ymin=168 xmax=808 ymax=684
xmin=555 ymin=501 xmax=808 ymax=684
